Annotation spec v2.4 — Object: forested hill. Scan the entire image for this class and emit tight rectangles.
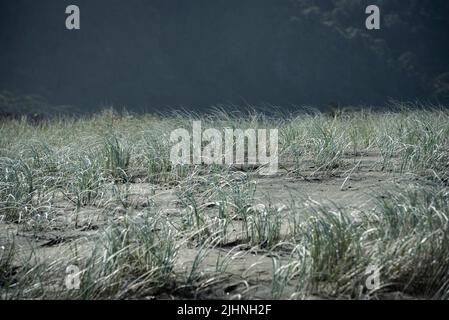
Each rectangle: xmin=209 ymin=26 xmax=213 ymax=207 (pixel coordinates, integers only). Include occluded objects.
xmin=1 ymin=0 xmax=448 ymax=114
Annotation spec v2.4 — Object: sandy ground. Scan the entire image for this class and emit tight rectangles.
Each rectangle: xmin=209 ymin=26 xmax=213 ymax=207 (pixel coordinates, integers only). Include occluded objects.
xmin=0 ymin=153 xmax=418 ymax=299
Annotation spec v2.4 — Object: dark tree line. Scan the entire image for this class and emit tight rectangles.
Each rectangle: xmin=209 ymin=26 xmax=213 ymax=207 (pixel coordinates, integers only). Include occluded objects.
xmin=0 ymin=0 xmax=448 ymax=114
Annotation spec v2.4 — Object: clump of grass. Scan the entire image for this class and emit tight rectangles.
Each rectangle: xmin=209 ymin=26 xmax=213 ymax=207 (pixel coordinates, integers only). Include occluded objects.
xmin=64 ymin=154 xmax=105 ymax=210
xmin=25 ymin=141 xmax=60 ymax=174
xmin=70 ymin=214 xmax=179 ymax=299
xmin=177 ymin=189 xmax=207 ymax=233
xmin=0 ymin=158 xmax=34 ymax=222
xmin=110 ymin=182 xmax=132 ymax=212
xmin=104 ymin=133 xmax=131 ymax=182
xmin=271 ymin=251 xmax=308 ymax=299
xmin=375 ymin=133 xmax=397 ymax=171
xmin=285 ymin=183 xmax=449 ymax=298
xmin=176 ymin=169 xmax=258 ymax=245
xmin=185 ymin=235 xmax=220 ymax=285
xmin=307 ymin=119 xmax=348 ymax=174
xmin=347 ymin=110 xmax=376 ymax=156
xmin=366 ymin=184 xmax=449 ymax=297
xmin=0 ymin=241 xmax=16 ymax=288
xmin=0 ymin=156 xmax=57 ymax=231
xmin=298 ymin=204 xmax=369 ymax=296
xmin=0 ymin=240 xmax=59 ymax=299
xmin=227 ymin=174 xmax=257 ymax=225
xmin=370 ymin=110 xmax=449 ymax=180
xmin=287 ymin=115 xmax=348 ymax=177
xmin=144 ymin=132 xmax=174 ymax=183
xmin=398 ymin=120 xmax=449 ymax=181
xmin=247 ymin=204 xmax=283 ymax=248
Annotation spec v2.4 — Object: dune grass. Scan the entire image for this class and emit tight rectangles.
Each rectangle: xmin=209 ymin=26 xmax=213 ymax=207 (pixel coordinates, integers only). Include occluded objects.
xmin=0 ymin=106 xmax=448 ymax=299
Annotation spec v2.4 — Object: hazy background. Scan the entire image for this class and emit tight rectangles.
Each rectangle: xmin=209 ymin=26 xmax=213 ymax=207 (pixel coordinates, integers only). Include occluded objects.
xmin=1 ymin=0 xmax=448 ymax=115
